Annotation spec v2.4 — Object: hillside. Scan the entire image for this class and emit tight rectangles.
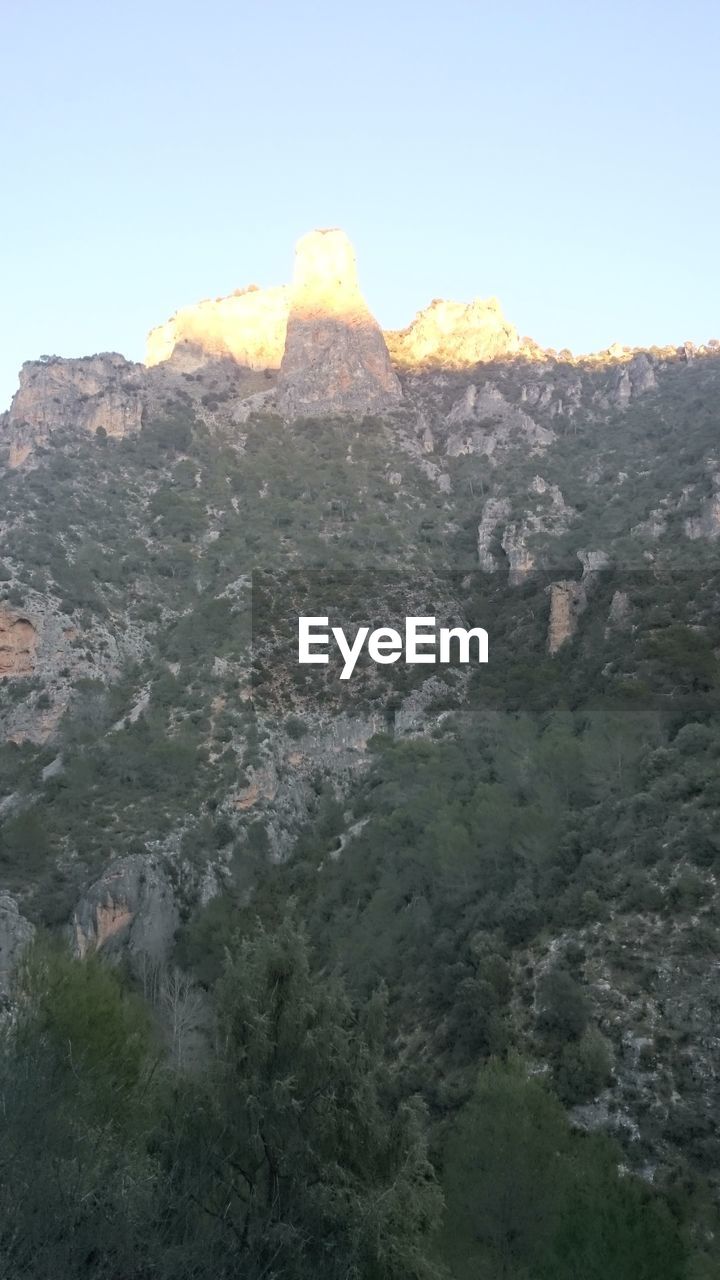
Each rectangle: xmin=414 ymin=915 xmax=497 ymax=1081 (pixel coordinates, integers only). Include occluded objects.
xmin=1 ymin=229 xmax=720 ymax=1277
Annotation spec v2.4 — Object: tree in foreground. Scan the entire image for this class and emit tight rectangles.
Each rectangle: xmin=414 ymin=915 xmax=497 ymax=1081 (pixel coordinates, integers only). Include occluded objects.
xmin=164 ymin=911 xmax=444 ymax=1279
xmin=438 ymin=1058 xmax=686 ymax=1280
xmin=0 ymin=942 xmax=161 ymax=1279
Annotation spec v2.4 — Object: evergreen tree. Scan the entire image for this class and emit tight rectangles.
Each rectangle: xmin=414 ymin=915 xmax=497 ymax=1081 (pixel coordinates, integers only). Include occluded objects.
xmin=166 ymin=912 xmax=444 ymax=1279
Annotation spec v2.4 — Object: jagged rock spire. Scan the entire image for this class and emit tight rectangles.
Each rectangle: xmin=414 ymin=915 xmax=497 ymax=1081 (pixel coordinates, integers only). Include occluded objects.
xmin=276 ymin=229 xmax=401 ymax=418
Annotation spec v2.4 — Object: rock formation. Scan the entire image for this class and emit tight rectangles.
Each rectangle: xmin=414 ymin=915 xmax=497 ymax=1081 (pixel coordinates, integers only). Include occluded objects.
xmin=6 ymin=354 xmax=143 ymax=464
xmin=445 ymin=383 xmax=554 ymax=457
xmin=0 ymin=893 xmax=35 ymax=997
xmin=684 ymin=470 xmax=720 ymax=541
xmin=477 ymin=497 xmax=511 ymax=572
xmin=5 ymin=229 xmax=714 ymax=456
xmin=146 ymin=285 xmax=290 ymax=372
xmin=546 ymin=579 xmax=587 ymax=654
xmin=72 ymin=854 xmax=179 ymax=966
xmin=546 ymin=550 xmax=610 ymax=652
xmin=0 ymin=597 xmax=136 ymax=744
xmin=607 ymin=353 xmax=658 ymax=409
xmin=387 ymin=296 xmax=530 ymax=369
xmin=276 ymin=229 xmax=402 ymax=418
xmin=0 ymin=610 xmax=38 ymax=677
xmin=2 ymin=230 xmax=715 ymax=482
xmin=502 ymin=530 xmax=538 ymax=585
xmin=477 ymin=478 xmax=576 ymax=582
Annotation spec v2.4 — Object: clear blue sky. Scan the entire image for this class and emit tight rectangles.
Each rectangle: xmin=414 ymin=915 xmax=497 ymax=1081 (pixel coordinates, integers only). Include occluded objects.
xmin=2 ymin=0 xmax=718 ymax=408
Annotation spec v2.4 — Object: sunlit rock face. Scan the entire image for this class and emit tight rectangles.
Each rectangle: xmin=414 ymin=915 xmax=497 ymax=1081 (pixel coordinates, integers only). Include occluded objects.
xmin=277 ymin=229 xmax=402 ymax=418
xmin=141 ymin=229 xmax=529 ymax=410
xmin=6 ymin=354 xmax=143 ymax=464
xmin=387 ymin=296 xmax=528 ymax=369
xmin=146 ymin=285 xmax=291 ymax=372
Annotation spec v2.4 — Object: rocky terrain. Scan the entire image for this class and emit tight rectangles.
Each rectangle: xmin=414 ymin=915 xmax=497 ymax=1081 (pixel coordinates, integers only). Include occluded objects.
xmin=1 ymin=229 xmax=720 ymax=1244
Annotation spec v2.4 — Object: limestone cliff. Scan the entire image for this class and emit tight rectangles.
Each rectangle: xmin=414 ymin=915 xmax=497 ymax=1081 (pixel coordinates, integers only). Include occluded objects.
xmin=146 ymin=285 xmax=290 ymax=372
xmin=387 ymin=296 xmax=530 ymax=369
xmin=6 ymin=353 xmax=144 ymax=464
xmin=477 ymin=477 xmax=576 ymax=582
xmin=72 ymin=854 xmax=179 ymax=966
xmin=445 ymin=383 xmax=554 ymax=458
xmin=276 ymin=229 xmax=402 ymax=418
xmin=137 ymin=228 xmax=693 ymax=412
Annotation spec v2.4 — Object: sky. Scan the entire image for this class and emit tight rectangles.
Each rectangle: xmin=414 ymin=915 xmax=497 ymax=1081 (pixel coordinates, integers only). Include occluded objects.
xmin=1 ymin=0 xmax=718 ymax=407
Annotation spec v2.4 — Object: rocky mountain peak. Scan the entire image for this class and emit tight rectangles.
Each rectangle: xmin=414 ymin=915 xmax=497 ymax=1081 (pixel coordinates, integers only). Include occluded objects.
xmin=288 ymin=228 xmax=365 ymax=318
xmin=145 ymin=284 xmax=290 ymax=373
xmin=276 ymin=229 xmax=402 ymax=418
xmin=140 ymin=230 xmax=541 ymax=394
xmin=387 ymin=295 xmax=528 ymax=369
xmin=6 ymin=230 xmax=718 ymax=464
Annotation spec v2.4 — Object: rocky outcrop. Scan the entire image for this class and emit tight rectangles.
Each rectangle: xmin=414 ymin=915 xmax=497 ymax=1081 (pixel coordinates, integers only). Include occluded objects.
xmin=632 ymin=504 xmax=671 ymax=541
xmin=387 ymin=296 xmax=530 ymax=369
xmin=445 ymin=383 xmax=554 ymax=457
xmin=276 ymin=229 xmax=402 ymax=419
xmin=0 ymin=610 xmax=38 ymax=677
xmin=507 ymin=481 xmax=576 ymax=583
xmin=72 ymin=854 xmax=179 ymax=966
xmin=477 ymin=479 xmax=576 ymax=582
xmin=684 ymin=473 xmax=720 ymax=541
xmin=545 ymin=550 xmax=610 ymax=652
xmin=225 ymin=713 xmax=387 ymax=861
xmin=146 ymin=285 xmax=290 ymax=372
xmin=546 ymin=580 xmax=587 ymax=653
xmin=684 ymin=495 xmax=720 ymax=540
xmin=476 ymin=497 xmax=539 ymax=582
xmin=146 ymin=227 xmax=404 ymax=412
xmin=0 ymin=894 xmax=35 ymax=997
xmin=502 ymin=530 xmax=538 ymax=584
xmin=607 ymin=353 xmax=657 ymax=409
xmin=142 ymin=235 xmax=533 ymax=394
xmin=6 ymin=354 xmax=144 ymax=464
xmin=477 ymin=497 xmax=511 ymax=571
xmin=0 ymin=595 xmax=139 ymax=744
xmin=578 ymin=548 xmax=611 ymax=577
xmin=630 ymin=468 xmax=720 ymax=544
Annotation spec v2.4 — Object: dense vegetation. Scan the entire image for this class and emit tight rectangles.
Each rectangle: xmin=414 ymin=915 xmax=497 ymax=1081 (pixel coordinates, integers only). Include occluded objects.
xmin=0 ymin=923 xmax=697 ymax=1279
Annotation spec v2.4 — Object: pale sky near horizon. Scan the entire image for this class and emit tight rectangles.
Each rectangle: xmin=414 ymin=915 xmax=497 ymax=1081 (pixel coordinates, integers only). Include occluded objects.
xmin=1 ymin=0 xmax=718 ymax=408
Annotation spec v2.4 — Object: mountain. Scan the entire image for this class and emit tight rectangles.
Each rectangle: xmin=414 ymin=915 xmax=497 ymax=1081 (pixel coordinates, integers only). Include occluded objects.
xmin=2 ymin=229 xmax=720 ymax=1274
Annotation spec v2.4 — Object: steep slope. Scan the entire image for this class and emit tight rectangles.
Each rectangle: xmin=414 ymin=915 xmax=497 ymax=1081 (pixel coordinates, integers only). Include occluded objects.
xmin=1 ymin=246 xmax=720 ymax=1247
